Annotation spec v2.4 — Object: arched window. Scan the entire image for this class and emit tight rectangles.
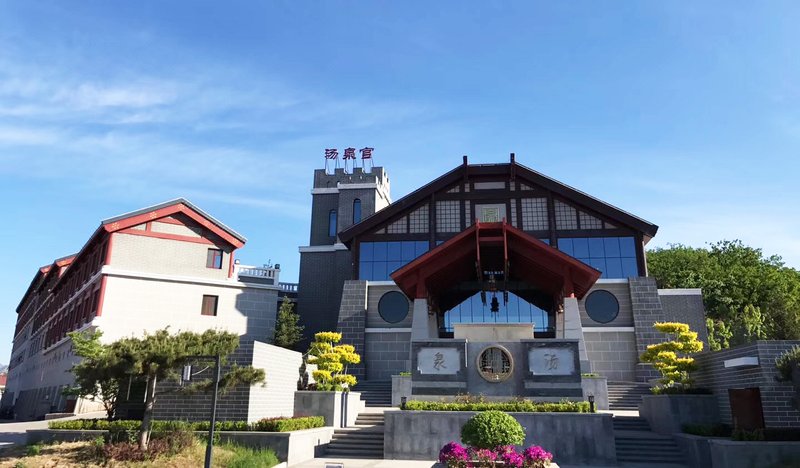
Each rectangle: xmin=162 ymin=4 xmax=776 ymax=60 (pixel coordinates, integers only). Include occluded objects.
xmin=328 ymin=210 xmax=337 ymax=237
xmin=353 ymin=199 xmax=362 ymax=224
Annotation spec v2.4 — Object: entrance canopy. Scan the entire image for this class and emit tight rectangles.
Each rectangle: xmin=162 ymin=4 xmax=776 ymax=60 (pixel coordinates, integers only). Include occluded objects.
xmin=390 ymin=221 xmax=601 ymax=311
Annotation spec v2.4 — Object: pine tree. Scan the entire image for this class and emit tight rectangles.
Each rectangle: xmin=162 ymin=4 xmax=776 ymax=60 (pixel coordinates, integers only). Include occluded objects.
xmin=307 ymin=331 xmax=361 ymax=391
xmin=68 ymin=328 xmax=265 ymax=451
xmin=273 ymin=297 xmax=304 ymax=350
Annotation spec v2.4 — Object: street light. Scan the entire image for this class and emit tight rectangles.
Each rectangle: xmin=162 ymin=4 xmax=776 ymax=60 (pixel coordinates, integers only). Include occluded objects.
xmin=588 ymin=395 xmax=595 ymax=413
xmin=182 ymin=354 xmax=221 ymax=468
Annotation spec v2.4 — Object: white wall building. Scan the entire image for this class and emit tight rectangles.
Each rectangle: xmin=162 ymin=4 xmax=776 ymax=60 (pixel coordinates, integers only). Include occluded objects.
xmin=1 ymin=199 xmax=282 ymax=420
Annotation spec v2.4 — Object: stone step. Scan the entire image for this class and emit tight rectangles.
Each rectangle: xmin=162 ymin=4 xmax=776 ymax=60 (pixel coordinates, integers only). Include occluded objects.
xmin=330 ymin=438 xmax=384 ymax=446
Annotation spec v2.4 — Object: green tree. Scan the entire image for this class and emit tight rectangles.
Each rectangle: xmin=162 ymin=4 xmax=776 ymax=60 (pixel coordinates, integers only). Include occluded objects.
xmin=640 ymin=322 xmax=704 ymax=390
xmin=648 ymin=240 xmax=800 ymax=347
xmin=306 ymin=332 xmax=361 ymax=391
xmin=68 ymin=328 xmax=265 ymax=451
xmin=65 ymin=330 xmax=120 ymax=420
xmin=273 ymin=298 xmax=304 ymax=350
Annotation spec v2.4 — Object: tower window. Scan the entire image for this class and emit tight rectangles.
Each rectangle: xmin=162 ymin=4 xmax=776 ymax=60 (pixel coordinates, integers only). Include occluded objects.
xmin=329 ymin=210 xmax=337 ymax=237
xmin=353 ymin=199 xmax=362 ymax=224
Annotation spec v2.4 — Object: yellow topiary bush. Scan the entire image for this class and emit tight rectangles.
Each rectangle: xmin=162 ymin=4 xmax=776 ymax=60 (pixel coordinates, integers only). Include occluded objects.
xmin=307 ymin=331 xmax=361 ymax=391
xmin=640 ymin=322 xmax=703 ymax=391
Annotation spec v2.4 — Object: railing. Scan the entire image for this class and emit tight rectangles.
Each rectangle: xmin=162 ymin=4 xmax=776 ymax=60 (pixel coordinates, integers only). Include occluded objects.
xmin=236 ymin=266 xmax=278 ymax=279
xmin=279 ymin=282 xmax=298 ymax=293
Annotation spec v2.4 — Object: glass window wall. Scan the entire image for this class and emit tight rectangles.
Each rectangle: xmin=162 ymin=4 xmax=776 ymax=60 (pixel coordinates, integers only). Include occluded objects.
xmin=359 ymin=240 xmax=429 ymax=280
xmin=557 ymin=236 xmax=638 ymax=278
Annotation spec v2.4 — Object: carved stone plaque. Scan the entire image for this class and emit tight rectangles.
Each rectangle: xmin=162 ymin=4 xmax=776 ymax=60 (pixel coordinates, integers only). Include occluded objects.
xmin=528 ymin=347 xmax=575 ymax=376
xmin=417 ymin=347 xmax=460 ymax=375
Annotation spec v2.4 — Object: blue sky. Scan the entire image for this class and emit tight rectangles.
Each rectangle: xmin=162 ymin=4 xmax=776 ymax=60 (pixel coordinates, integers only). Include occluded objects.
xmin=1 ymin=1 xmax=799 ymax=362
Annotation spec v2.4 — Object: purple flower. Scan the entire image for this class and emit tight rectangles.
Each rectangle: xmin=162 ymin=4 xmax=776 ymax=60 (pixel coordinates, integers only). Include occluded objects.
xmin=523 ymin=446 xmax=553 ymax=467
xmin=471 ymin=448 xmax=497 ymax=462
xmin=499 ymin=450 xmax=524 ymax=468
xmin=439 ymin=442 xmax=470 ymax=467
xmin=495 ymin=445 xmax=517 ymax=455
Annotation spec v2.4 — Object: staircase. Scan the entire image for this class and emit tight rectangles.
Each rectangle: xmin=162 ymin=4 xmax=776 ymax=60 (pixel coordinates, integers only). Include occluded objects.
xmin=613 ymin=416 xmax=687 ymax=467
xmin=354 ymin=380 xmax=392 ymax=407
xmin=325 ymin=412 xmax=385 ymax=459
xmin=608 ymin=381 xmax=651 ymax=410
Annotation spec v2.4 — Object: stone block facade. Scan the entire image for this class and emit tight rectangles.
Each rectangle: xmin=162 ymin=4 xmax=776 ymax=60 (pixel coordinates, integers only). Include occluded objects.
xmin=364 ymin=331 xmax=411 ymax=380
xmin=335 ymin=280 xmax=368 ymax=380
xmin=629 ymin=277 xmax=668 ymax=382
xmin=583 ymin=330 xmax=637 ymax=382
xmin=694 ymin=341 xmax=800 ymax=428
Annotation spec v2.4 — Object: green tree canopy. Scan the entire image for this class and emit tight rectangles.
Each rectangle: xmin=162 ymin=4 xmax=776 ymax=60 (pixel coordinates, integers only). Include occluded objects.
xmin=647 ymin=240 xmax=800 ymax=349
xmin=273 ymin=297 xmax=304 ymax=350
xmin=68 ymin=328 xmax=265 ymax=451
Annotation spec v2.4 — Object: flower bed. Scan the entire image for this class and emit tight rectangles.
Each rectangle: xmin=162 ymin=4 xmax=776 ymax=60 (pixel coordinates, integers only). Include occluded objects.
xmin=48 ymin=416 xmax=325 ymax=433
xmin=440 ymin=442 xmax=553 ymax=468
xmin=404 ymin=400 xmax=591 ymax=413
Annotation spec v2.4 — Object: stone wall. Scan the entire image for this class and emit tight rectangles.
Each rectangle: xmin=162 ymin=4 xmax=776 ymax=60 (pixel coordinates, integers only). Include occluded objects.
xmin=335 ymin=280 xmax=368 ymax=380
xmin=364 ymin=331 xmax=411 ymax=380
xmin=694 ymin=341 xmax=800 ymax=428
xmin=384 ymin=410 xmax=616 ymax=465
xmin=583 ymin=330 xmax=637 ymax=382
xmin=629 ymin=277 xmax=667 ymax=382
xmin=659 ymin=290 xmax=709 ymax=346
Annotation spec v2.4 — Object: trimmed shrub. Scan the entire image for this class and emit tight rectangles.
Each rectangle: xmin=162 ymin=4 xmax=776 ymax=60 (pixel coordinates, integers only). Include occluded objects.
xmin=252 ymin=416 xmax=325 ymax=432
xmin=776 ymin=345 xmax=800 ymax=382
xmin=404 ymin=400 xmax=590 ymax=413
xmin=49 ymin=416 xmax=324 ymax=433
xmin=461 ymin=411 xmax=525 ymax=449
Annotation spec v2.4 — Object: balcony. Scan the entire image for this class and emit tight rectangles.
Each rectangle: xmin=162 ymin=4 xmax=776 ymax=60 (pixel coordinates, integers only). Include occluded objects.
xmin=235 ymin=264 xmax=280 ymax=285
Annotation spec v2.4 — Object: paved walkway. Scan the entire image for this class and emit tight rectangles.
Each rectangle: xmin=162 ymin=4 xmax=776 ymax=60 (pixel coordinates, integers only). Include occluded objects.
xmin=0 ymin=411 xmax=105 ymax=451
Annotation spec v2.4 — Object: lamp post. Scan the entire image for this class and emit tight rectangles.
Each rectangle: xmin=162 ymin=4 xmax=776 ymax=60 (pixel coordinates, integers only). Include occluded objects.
xmin=588 ymin=394 xmax=595 ymax=413
xmin=182 ymin=354 xmax=221 ymax=468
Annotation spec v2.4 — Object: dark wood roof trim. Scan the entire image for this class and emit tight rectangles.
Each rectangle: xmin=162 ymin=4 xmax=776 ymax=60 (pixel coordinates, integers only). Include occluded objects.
xmin=338 ymin=161 xmax=658 ymax=244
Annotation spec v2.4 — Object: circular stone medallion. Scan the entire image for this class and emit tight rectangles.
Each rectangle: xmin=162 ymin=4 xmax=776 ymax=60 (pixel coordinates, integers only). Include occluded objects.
xmin=476 ymin=346 xmax=514 ymax=382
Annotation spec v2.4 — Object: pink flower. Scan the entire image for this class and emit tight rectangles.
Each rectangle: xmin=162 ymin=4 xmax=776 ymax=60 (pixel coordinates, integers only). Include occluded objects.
xmin=523 ymin=446 xmax=553 ymax=467
xmin=499 ymin=450 xmax=524 ymax=467
xmin=439 ymin=442 xmax=470 ymax=468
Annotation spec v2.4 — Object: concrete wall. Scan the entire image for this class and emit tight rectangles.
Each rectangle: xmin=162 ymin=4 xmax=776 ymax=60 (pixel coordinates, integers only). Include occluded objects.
xmin=675 ymin=434 xmax=800 ymax=468
xmin=581 ymin=376 xmax=609 ymax=411
xmin=248 ymin=342 xmax=303 ymax=421
xmin=694 ymin=341 xmax=800 ymax=428
xmin=293 ymin=391 xmax=365 ymax=428
xmin=109 ymin=233 xmax=232 ymax=281
xmin=582 ymin=330 xmax=637 ymax=382
xmin=366 ymin=284 xmax=413 ymax=328
xmin=384 ymin=410 xmax=616 ymax=465
xmin=639 ymin=395 xmax=720 ymax=435
xmin=98 ymin=275 xmax=277 ymax=343
xmin=392 ymin=375 xmax=411 ymax=407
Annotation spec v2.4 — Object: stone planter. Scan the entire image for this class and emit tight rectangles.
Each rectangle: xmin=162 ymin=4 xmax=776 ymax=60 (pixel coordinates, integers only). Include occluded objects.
xmin=392 ymin=375 xmax=411 ymax=407
xmin=580 ymin=376 xmax=608 ymax=411
xmin=384 ymin=410 xmax=616 ymax=466
xmin=293 ymin=391 xmax=364 ymax=428
xmin=639 ymin=394 xmax=720 ymax=435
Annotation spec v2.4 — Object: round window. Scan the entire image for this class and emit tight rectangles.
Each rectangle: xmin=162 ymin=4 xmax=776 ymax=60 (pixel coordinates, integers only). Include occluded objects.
xmin=585 ymin=290 xmax=620 ymax=324
xmin=476 ymin=346 xmax=514 ymax=382
xmin=378 ymin=291 xmax=410 ymax=324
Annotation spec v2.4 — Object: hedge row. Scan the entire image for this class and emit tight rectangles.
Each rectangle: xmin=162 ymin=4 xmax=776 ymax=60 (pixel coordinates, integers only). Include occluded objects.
xmin=404 ymin=400 xmax=592 ymax=413
xmin=48 ymin=416 xmax=325 ymax=432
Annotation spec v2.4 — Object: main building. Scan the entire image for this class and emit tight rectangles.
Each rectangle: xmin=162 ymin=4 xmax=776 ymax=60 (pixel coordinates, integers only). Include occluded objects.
xmin=297 ymin=155 xmax=708 ymax=385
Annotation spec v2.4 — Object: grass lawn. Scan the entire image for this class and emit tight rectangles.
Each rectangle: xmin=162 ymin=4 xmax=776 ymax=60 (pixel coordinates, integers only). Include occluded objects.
xmin=0 ymin=439 xmax=279 ymax=468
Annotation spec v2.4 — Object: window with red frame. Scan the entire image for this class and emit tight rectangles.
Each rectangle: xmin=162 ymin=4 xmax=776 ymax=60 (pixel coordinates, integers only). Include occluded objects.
xmin=206 ymin=248 xmax=223 ymax=269
xmin=201 ymin=295 xmax=218 ymax=316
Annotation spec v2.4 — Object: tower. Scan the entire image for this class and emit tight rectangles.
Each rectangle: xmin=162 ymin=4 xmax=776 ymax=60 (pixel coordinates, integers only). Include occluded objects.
xmin=296 ymin=166 xmax=391 ymax=346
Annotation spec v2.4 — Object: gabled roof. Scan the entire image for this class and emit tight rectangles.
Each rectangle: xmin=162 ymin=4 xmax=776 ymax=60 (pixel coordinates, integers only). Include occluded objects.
xmin=391 ymin=221 xmax=601 ymax=307
xmin=16 ymin=198 xmax=245 ymax=313
xmin=339 ymin=159 xmax=659 ymax=244
xmin=102 ymin=198 xmax=246 ymax=246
